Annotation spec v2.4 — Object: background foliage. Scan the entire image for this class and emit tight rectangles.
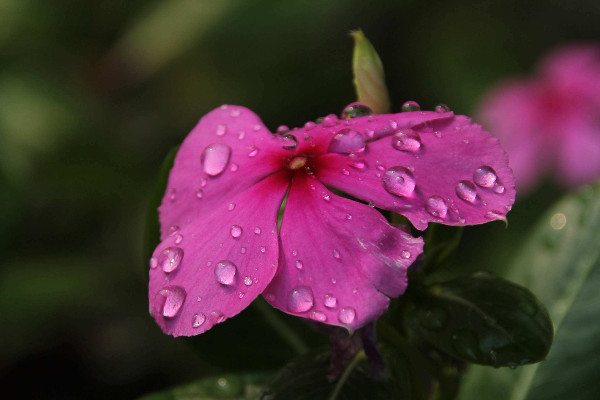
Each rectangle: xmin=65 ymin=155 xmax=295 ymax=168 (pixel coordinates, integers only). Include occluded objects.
xmin=1 ymin=0 xmax=600 ymax=399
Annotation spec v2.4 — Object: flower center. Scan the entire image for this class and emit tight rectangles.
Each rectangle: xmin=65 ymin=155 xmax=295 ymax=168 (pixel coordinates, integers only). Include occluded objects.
xmin=286 ymin=155 xmax=308 ymax=170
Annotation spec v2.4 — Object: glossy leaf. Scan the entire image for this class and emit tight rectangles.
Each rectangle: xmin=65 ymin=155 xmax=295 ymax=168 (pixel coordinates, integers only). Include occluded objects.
xmin=258 ymin=347 xmax=411 ymax=400
xmin=458 ymin=183 xmax=600 ymax=400
xmin=402 ymin=272 xmax=553 ymax=367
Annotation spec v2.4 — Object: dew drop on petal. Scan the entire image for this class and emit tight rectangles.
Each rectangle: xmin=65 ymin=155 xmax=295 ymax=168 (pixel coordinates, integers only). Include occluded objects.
xmin=228 ymin=202 xmax=236 ymax=211
xmin=169 ymin=189 xmax=177 ymax=201
xmin=341 ymin=168 xmax=350 ymax=176
xmin=281 ymin=134 xmax=298 ymax=150
xmin=322 ymin=114 xmax=339 ymax=127
xmin=231 ymin=225 xmax=242 ymax=238
xmin=211 ymin=310 xmax=226 ymax=323
xmin=216 ymin=124 xmax=227 ymax=136
xmin=324 ymin=294 xmax=337 ymax=309
xmin=401 ymin=101 xmax=420 ymax=112
xmin=291 ymin=249 xmax=298 ymax=257
xmin=158 ymin=247 xmax=184 ymax=273
xmin=201 ymin=143 xmax=232 ymax=176
xmin=149 ymin=257 xmax=158 ymax=269
xmin=200 ymin=178 xmax=208 ymax=188
xmin=401 ymin=250 xmax=411 ymax=259
xmin=238 ymin=291 xmax=245 ymax=299
xmin=323 ymin=194 xmax=331 ymax=202
xmin=392 ymin=129 xmax=422 ymax=152
xmin=243 ymin=276 xmax=253 ymax=286
xmin=348 ymin=160 xmax=367 ymax=170
xmin=426 ymin=196 xmax=448 ymax=218
xmin=168 ymin=225 xmax=180 ymax=236
xmin=338 ymin=307 xmax=356 ymax=325
xmin=485 ymin=210 xmax=506 ymax=221
xmin=295 ymin=260 xmax=304 ymax=270
xmin=196 ymin=189 xmax=204 ymax=199
xmin=288 ymin=286 xmax=314 ymax=313
xmin=345 ymin=213 xmax=352 ymax=220
xmin=473 ymin=166 xmax=497 ymax=188
xmin=240 ymin=247 xmax=246 ymax=254
xmin=230 ymin=109 xmax=241 ymax=117
xmin=247 ymin=145 xmax=259 ymax=157
xmin=192 ymin=313 xmax=206 ymax=328
xmin=341 ymin=103 xmax=374 ymax=119
xmin=494 ymin=184 xmax=505 ymax=194
xmin=174 ymin=234 xmax=183 ymax=244
xmin=158 ymin=286 xmax=186 ymax=318
xmin=260 ymin=246 xmax=266 ymax=253
xmin=229 ymin=163 xmax=239 ymax=172
xmin=253 ymin=226 xmax=261 ymax=235
xmin=214 ymin=260 xmax=237 ymax=286
xmin=383 ymin=166 xmax=416 ymax=197
xmin=311 ymin=311 xmax=327 ymax=322
xmin=304 ymin=121 xmax=316 ymax=130
xmin=435 ymin=104 xmax=450 ymax=113
xmin=328 ymin=129 xmax=366 ymax=154
xmin=455 ymin=181 xmax=478 ymax=203
xmin=277 ymin=125 xmax=289 ymax=133
xmin=332 ymin=249 xmax=341 ymax=259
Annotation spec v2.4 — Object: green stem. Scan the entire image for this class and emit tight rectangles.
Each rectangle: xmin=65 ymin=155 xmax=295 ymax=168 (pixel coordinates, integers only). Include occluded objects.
xmin=253 ymin=299 xmax=309 ymax=355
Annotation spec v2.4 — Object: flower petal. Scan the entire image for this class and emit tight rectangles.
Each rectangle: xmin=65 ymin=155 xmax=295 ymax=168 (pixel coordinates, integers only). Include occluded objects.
xmin=263 ymin=174 xmax=423 ymax=330
xmin=158 ymin=105 xmax=289 ymax=239
xmin=149 ymin=172 xmax=288 ymax=337
xmin=557 ymin=115 xmax=600 ymax=186
xmin=316 ymin=114 xmax=516 ymax=230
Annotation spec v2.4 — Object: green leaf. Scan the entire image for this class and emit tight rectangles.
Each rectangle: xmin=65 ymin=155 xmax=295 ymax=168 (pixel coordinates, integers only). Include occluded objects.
xmin=457 ymin=183 xmax=600 ymax=400
xmin=350 ymin=29 xmax=390 ymax=114
xmin=402 ymin=272 xmax=552 ymax=367
xmin=142 ymin=145 xmax=179 ymax=281
xmin=258 ymin=347 xmax=411 ymax=400
xmin=139 ymin=373 xmax=269 ymax=400
xmin=422 ymin=223 xmax=464 ymax=275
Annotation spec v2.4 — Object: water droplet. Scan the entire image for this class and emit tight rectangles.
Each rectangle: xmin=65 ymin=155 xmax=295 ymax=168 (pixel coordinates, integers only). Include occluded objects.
xmin=309 ymin=184 xmax=316 ymax=191
xmin=322 ymin=114 xmax=339 ymax=127
xmin=243 ymin=276 xmax=253 ymax=286
xmin=238 ymin=291 xmax=245 ymax=299
xmin=485 ymin=210 xmax=506 ymax=221
xmin=238 ymin=130 xmax=245 ymax=140
xmin=192 ymin=313 xmax=206 ymax=328
xmin=240 ymin=247 xmax=246 ymax=254
xmin=196 ymin=189 xmax=204 ymax=199
xmin=174 ymin=234 xmax=183 ymax=244
xmin=200 ymin=178 xmax=208 ymax=188
xmin=304 ymin=121 xmax=316 ymax=130
xmin=230 ymin=109 xmax=241 ymax=117
xmin=341 ymin=168 xmax=350 ymax=176
xmin=210 ymin=310 xmax=226 ymax=323
xmin=338 ymin=307 xmax=356 ymax=324
xmin=392 ymin=129 xmax=422 ymax=152
xmin=342 ymin=103 xmax=374 ymax=119
xmin=383 ymin=166 xmax=416 ymax=197
xmin=229 ymin=163 xmax=239 ymax=172
xmin=345 ymin=214 xmax=352 ymax=220
xmin=260 ymin=246 xmax=266 ymax=253
xmin=323 ymin=194 xmax=331 ymax=202
xmin=281 ymin=134 xmax=298 ymax=150
xmin=276 ymin=125 xmax=289 ymax=134
xmin=214 ymin=260 xmax=237 ymax=286
xmin=201 ymin=143 xmax=232 ymax=176
xmin=295 ymin=260 xmax=304 ymax=270
xmin=493 ymin=184 xmax=505 ymax=194
xmin=157 ymin=286 xmax=186 ymax=318
xmin=456 ymin=181 xmax=478 ymax=203
xmin=216 ymin=124 xmax=227 ymax=136
xmin=247 ymin=146 xmax=259 ymax=157
xmin=228 ymin=202 xmax=236 ymax=211
xmin=311 ymin=311 xmax=327 ymax=322
xmin=324 ymin=294 xmax=337 ymax=308
xmin=434 ymin=131 xmax=442 ymax=138
xmin=169 ymin=189 xmax=177 ymax=201
xmin=288 ymin=286 xmax=314 ymax=312
xmin=149 ymin=257 xmax=158 ymax=269
xmin=168 ymin=225 xmax=180 ymax=236
xmin=328 ymin=129 xmax=366 ymax=154
xmin=331 ymin=278 xmax=337 ymax=284
xmin=348 ymin=159 xmax=367 ymax=170
xmin=291 ymin=249 xmax=298 ymax=256
xmin=332 ymin=249 xmax=341 ymax=259
xmin=253 ymin=226 xmax=261 ymax=234
xmin=435 ymin=104 xmax=450 ymax=113
xmin=158 ymin=247 xmax=184 ymax=273
xmin=401 ymin=250 xmax=411 ymax=259
xmin=401 ymin=100 xmax=420 ymax=112
xmin=231 ymin=225 xmax=242 ymax=238
xmin=426 ymin=196 xmax=448 ymax=218
xmin=473 ymin=166 xmax=497 ymax=188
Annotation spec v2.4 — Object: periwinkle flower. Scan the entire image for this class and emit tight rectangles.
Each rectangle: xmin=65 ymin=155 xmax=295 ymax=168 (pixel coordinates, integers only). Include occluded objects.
xmin=478 ymin=45 xmax=600 ymax=192
xmin=149 ymin=103 xmax=515 ymax=336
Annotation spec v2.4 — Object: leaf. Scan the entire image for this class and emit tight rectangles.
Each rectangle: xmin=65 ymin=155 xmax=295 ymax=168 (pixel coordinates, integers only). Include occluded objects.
xmin=350 ymin=29 xmax=390 ymax=114
xmin=422 ymin=223 xmax=463 ymax=274
xmin=457 ymin=183 xmax=600 ymax=400
xmin=258 ymin=347 xmax=411 ymax=400
xmin=142 ymin=145 xmax=179 ymax=281
xmin=139 ymin=373 xmax=269 ymax=400
xmin=402 ymin=272 xmax=553 ymax=367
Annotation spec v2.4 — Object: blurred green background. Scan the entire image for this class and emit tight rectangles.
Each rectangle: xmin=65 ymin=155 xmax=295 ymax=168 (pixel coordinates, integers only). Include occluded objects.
xmin=1 ymin=0 xmax=599 ymax=398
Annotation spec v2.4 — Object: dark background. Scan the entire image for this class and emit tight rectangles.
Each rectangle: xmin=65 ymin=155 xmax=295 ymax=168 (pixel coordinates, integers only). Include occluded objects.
xmin=1 ymin=0 xmax=599 ymax=398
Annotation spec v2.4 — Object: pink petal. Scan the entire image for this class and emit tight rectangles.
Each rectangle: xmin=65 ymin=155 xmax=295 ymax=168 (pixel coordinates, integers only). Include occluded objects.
xmin=316 ymin=114 xmax=516 ymax=230
xmin=557 ymin=115 xmax=600 ymax=186
xmin=149 ymin=172 xmax=289 ymax=337
xmin=158 ymin=105 xmax=290 ymax=239
xmin=263 ymin=174 xmax=423 ymax=330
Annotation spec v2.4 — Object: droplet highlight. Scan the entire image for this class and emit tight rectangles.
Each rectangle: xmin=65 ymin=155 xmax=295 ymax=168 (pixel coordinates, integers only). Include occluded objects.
xmin=456 ymin=181 xmax=478 ymax=203
xmin=473 ymin=166 xmax=498 ymax=188
xmin=288 ymin=286 xmax=314 ymax=313
xmin=392 ymin=129 xmax=422 ymax=152
xmin=214 ymin=260 xmax=237 ymax=286
xmin=158 ymin=247 xmax=184 ymax=273
xmin=383 ymin=166 xmax=416 ymax=197
xmin=201 ymin=143 xmax=232 ymax=176
xmin=231 ymin=225 xmax=242 ymax=238
xmin=338 ymin=307 xmax=356 ymax=325
xmin=426 ymin=196 xmax=448 ymax=218
xmin=157 ymin=286 xmax=186 ymax=318
xmin=328 ymin=129 xmax=366 ymax=154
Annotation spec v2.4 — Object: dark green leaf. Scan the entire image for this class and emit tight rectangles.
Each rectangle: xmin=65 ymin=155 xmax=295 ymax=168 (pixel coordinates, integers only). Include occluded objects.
xmin=259 ymin=347 xmax=411 ymax=400
xmin=142 ymin=145 xmax=179 ymax=281
xmin=422 ymin=223 xmax=463 ymax=275
xmin=458 ymin=183 xmax=600 ymax=400
xmin=402 ymin=272 xmax=553 ymax=367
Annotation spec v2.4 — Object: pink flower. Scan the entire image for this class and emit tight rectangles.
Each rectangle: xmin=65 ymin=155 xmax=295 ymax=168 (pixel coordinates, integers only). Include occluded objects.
xmin=149 ymin=103 xmax=515 ymax=337
xmin=478 ymin=45 xmax=600 ymax=191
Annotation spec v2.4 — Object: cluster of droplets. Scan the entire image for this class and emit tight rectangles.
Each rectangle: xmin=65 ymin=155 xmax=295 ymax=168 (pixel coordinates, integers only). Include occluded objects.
xmin=284 ymin=286 xmax=357 ymax=326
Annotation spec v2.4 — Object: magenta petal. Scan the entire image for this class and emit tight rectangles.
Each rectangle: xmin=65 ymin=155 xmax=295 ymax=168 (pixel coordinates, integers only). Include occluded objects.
xmin=158 ymin=105 xmax=289 ymax=239
xmin=317 ymin=115 xmax=516 ymax=230
xmin=149 ymin=173 xmax=289 ymax=337
xmin=557 ymin=116 xmax=600 ymax=186
xmin=263 ymin=175 xmax=423 ymax=330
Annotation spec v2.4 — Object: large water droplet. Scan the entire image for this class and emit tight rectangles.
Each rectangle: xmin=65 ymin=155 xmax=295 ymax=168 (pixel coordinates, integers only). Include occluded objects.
xmin=473 ymin=166 xmax=497 ymax=188
xmin=434 ymin=104 xmax=450 ymax=113
xmin=201 ymin=143 xmax=232 ymax=176
xmin=311 ymin=311 xmax=327 ymax=322
xmin=401 ymin=101 xmax=420 ymax=112
xmin=158 ymin=286 xmax=186 ymax=318
xmin=322 ymin=114 xmax=339 ymax=127
xmin=231 ymin=225 xmax=242 ymax=238
xmin=158 ymin=247 xmax=184 ymax=273
xmin=328 ymin=129 xmax=366 ymax=154
xmin=456 ymin=180 xmax=478 ymax=203
xmin=281 ymin=134 xmax=298 ymax=150
xmin=338 ymin=307 xmax=356 ymax=325
xmin=324 ymin=294 xmax=337 ymax=308
xmin=214 ymin=260 xmax=237 ymax=286
xmin=392 ymin=129 xmax=422 ymax=152
xmin=341 ymin=103 xmax=373 ymax=119
xmin=192 ymin=313 xmax=206 ymax=328
xmin=426 ymin=196 xmax=448 ymax=218
xmin=383 ymin=166 xmax=416 ymax=197
xmin=287 ymin=286 xmax=314 ymax=312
